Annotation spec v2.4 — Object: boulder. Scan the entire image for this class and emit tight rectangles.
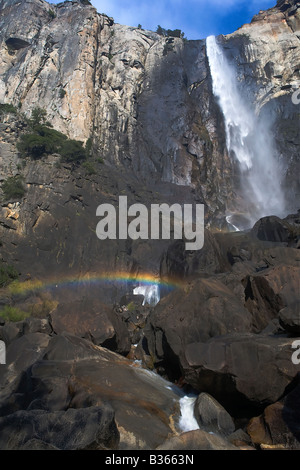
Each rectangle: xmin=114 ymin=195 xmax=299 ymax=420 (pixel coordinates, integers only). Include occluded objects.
xmin=242 ymin=264 xmax=300 ymax=332
xmin=156 ymin=429 xmax=238 ymax=450
xmin=0 ymin=333 xmax=181 ymax=450
xmin=279 ymin=304 xmax=300 ymax=335
xmin=184 ymin=333 xmax=299 ymax=416
xmin=49 ymin=299 xmax=131 ymax=355
xmin=251 ymin=216 xmax=294 ymax=244
xmin=247 ymin=380 xmax=300 ymax=450
xmin=194 ymin=393 xmax=235 ymax=436
xmin=0 ymin=406 xmax=119 ymax=450
xmin=143 ymin=277 xmax=252 ymax=381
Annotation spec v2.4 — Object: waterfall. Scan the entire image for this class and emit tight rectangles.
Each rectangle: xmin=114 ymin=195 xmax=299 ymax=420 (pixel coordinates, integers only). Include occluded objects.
xmin=178 ymin=394 xmax=200 ymax=432
xmin=133 ymin=284 xmax=160 ymax=306
xmin=206 ymin=35 xmax=286 ymax=228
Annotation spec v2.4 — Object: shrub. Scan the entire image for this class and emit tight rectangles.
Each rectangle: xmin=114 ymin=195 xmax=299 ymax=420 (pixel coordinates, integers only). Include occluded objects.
xmin=17 ymin=108 xmax=86 ymax=163
xmin=48 ymin=8 xmax=56 ymax=19
xmin=59 ymin=88 xmax=66 ymax=99
xmin=0 ymin=263 xmax=19 ymax=288
xmin=2 ymin=175 xmax=26 ymax=200
xmin=0 ymin=103 xmax=18 ymax=114
xmin=60 ymin=139 xmax=86 ymax=162
xmin=28 ymin=107 xmax=48 ymax=128
xmin=0 ymin=305 xmax=30 ymax=322
xmin=17 ymin=125 xmax=67 ymax=159
xmin=82 ymin=161 xmax=96 ymax=175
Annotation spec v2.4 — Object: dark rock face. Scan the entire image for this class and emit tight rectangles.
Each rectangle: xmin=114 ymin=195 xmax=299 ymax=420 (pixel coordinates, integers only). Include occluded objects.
xmin=247 ymin=378 xmax=300 ymax=450
xmin=0 ymin=0 xmax=299 ymax=451
xmin=156 ymin=429 xmax=238 ymax=451
xmin=194 ymin=393 xmax=235 ymax=436
xmin=143 ymin=277 xmax=253 ymax=380
xmin=184 ymin=333 xmax=299 ymax=416
xmin=49 ymin=299 xmax=131 ymax=355
xmin=0 ymin=406 xmax=119 ymax=450
xmin=279 ymin=305 xmax=300 ymax=335
xmin=0 ymin=333 xmax=182 ymax=449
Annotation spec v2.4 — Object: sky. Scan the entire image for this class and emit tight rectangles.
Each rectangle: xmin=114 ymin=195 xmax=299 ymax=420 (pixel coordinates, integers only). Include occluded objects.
xmin=51 ymin=0 xmax=277 ymax=40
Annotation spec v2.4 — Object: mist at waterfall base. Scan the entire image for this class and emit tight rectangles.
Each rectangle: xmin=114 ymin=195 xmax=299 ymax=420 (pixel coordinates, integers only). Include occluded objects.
xmin=206 ymin=35 xmax=287 ymax=230
xmin=133 ymin=283 xmax=160 ymax=306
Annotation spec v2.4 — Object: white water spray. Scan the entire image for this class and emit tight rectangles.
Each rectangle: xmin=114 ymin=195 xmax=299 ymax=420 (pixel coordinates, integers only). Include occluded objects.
xmin=178 ymin=394 xmax=200 ymax=432
xmin=133 ymin=284 xmax=160 ymax=306
xmin=206 ymin=35 xmax=286 ymax=227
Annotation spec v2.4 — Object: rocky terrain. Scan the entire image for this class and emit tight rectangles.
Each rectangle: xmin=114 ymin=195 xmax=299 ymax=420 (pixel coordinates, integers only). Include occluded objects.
xmin=0 ymin=0 xmax=299 ymax=451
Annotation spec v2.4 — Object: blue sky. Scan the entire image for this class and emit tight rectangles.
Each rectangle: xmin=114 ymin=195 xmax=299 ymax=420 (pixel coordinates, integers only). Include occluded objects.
xmin=51 ymin=0 xmax=277 ymax=40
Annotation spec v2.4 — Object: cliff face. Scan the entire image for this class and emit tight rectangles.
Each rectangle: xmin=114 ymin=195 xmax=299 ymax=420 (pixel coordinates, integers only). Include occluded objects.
xmin=0 ymin=0 xmax=299 ymax=294
xmin=1 ymin=0 xmax=299 ymax=205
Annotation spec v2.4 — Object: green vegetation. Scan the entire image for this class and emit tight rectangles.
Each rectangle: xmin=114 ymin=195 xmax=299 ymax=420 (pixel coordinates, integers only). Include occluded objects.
xmin=48 ymin=8 xmax=56 ymax=19
xmin=0 ymin=263 xmax=19 ymax=288
xmin=60 ymin=139 xmax=86 ymax=162
xmin=156 ymin=25 xmax=186 ymax=39
xmin=59 ymin=88 xmax=66 ymax=99
xmin=27 ymin=107 xmax=51 ymax=129
xmin=0 ymin=103 xmax=17 ymax=114
xmin=2 ymin=175 xmax=26 ymax=200
xmin=163 ymin=41 xmax=175 ymax=56
xmin=0 ymin=305 xmax=30 ymax=322
xmin=82 ymin=161 xmax=96 ymax=175
xmin=126 ymin=301 xmax=136 ymax=312
xmin=17 ymin=108 xmax=86 ymax=163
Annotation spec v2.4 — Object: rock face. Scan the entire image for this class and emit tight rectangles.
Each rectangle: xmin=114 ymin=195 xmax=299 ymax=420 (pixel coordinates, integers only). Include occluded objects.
xmin=0 ymin=332 xmax=182 ymax=450
xmin=194 ymin=393 xmax=235 ymax=436
xmin=0 ymin=0 xmax=299 ymax=452
xmin=0 ymin=0 xmax=299 ymax=222
xmin=0 ymin=406 xmax=120 ymax=450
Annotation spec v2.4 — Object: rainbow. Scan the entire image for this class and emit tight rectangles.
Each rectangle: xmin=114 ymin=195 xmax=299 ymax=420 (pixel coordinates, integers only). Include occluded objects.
xmin=7 ymin=271 xmax=184 ymax=296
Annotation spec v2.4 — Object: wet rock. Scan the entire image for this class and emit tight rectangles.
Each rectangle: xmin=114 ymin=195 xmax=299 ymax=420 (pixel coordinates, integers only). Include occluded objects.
xmin=0 ymin=333 xmax=181 ymax=450
xmin=194 ymin=392 xmax=235 ymax=436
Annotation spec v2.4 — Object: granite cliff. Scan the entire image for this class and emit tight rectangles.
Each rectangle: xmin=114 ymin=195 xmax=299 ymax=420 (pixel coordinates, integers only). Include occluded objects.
xmin=0 ymin=0 xmax=299 ymax=451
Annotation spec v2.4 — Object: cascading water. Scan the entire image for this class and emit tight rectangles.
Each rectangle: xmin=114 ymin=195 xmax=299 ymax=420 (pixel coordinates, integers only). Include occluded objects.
xmin=206 ymin=35 xmax=286 ymax=229
xmin=133 ymin=283 xmax=160 ymax=306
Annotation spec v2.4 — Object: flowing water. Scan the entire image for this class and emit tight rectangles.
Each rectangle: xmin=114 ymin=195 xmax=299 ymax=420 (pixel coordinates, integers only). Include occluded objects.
xmin=206 ymin=35 xmax=286 ymax=228
xmin=133 ymin=284 xmax=160 ymax=306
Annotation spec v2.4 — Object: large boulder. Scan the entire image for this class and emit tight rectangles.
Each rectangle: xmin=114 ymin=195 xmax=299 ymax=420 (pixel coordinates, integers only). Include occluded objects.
xmin=251 ymin=216 xmax=296 ymax=244
xmin=184 ymin=333 xmax=299 ymax=416
xmin=279 ymin=305 xmax=300 ymax=335
xmin=0 ymin=333 xmax=182 ymax=450
xmin=143 ymin=277 xmax=252 ymax=381
xmin=49 ymin=299 xmax=131 ymax=355
xmin=194 ymin=392 xmax=235 ymax=436
xmin=242 ymin=264 xmax=300 ymax=332
xmin=247 ymin=379 xmax=300 ymax=450
xmin=0 ymin=406 xmax=119 ymax=450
